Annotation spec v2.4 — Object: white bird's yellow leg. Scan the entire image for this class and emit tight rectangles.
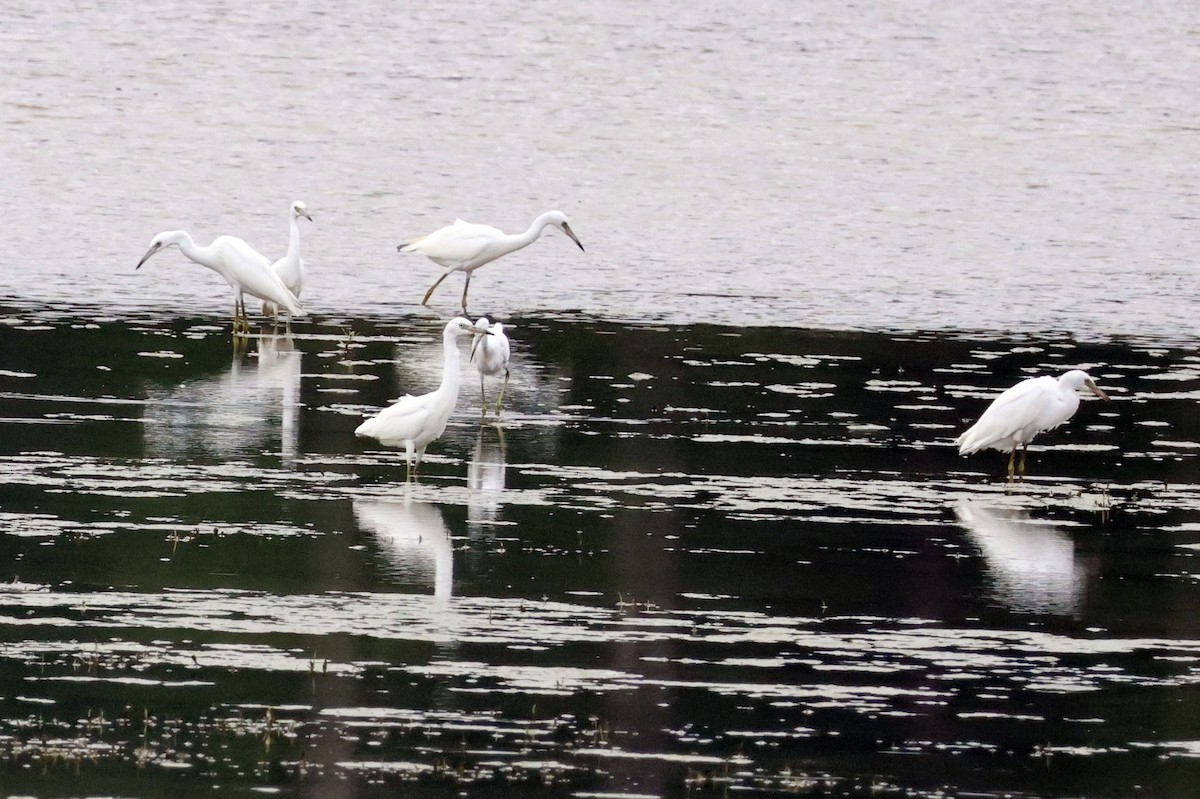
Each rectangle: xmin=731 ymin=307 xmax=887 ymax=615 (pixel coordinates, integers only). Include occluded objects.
xmin=459 ymin=273 xmax=472 ymax=313
xmin=1018 ymin=446 xmax=1028 ymax=481
xmin=495 ymin=368 xmax=509 ymax=417
xmin=405 ymin=442 xmax=415 ymax=482
xmin=422 ymin=272 xmax=451 ymax=306
xmin=233 ymin=296 xmax=247 ymax=336
xmin=479 ymin=374 xmax=489 ymax=420
xmin=1006 ymin=450 xmax=1017 ymax=483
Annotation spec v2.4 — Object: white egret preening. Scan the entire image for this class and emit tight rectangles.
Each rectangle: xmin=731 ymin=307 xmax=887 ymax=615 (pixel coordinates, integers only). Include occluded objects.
xmin=955 ymin=369 xmax=1110 ymax=480
xmin=264 ymin=200 xmax=313 ymax=320
xmin=136 ymin=230 xmax=303 ymax=334
xmin=398 ymin=210 xmax=584 ymax=312
xmin=354 ymin=317 xmax=489 ymax=480
xmin=469 ymin=317 xmax=511 ymax=419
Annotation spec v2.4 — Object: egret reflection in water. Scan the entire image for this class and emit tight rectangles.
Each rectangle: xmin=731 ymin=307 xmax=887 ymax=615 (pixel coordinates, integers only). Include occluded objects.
xmin=353 ymin=492 xmax=454 ymax=600
xmin=142 ymin=330 xmax=302 ymax=463
xmin=467 ymin=426 xmax=508 ymax=536
xmin=955 ymin=500 xmax=1086 ymax=615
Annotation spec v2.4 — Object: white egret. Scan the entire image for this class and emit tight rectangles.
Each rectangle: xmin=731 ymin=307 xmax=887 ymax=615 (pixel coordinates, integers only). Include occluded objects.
xmin=955 ymin=369 xmax=1110 ymax=480
xmin=355 ymin=317 xmax=489 ymax=480
xmin=136 ymin=230 xmax=303 ymax=333
xmin=469 ymin=317 xmax=511 ymax=418
xmin=263 ymin=200 xmax=313 ymax=320
xmin=398 ymin=210 xmax=584 ymax=312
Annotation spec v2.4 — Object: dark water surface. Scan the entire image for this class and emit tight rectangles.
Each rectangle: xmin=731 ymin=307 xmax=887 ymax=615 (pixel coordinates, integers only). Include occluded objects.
xmin=2 ymin=310 xmax=1200 ymax=797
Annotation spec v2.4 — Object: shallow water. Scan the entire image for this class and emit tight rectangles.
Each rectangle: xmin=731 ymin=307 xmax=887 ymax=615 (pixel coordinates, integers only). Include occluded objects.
xmin=3 ymin=0 xmax=1200 ymax=796
xmin=1 ymin=0 xmax=1199 ymax=337
xmin=2 ymin=312 xmax=1200 ymax=797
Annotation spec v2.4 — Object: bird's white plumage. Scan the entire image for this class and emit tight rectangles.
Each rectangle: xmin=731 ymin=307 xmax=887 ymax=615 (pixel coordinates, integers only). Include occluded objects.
xmin=956 ymin=369 xmax=1107 ymax=455
xmin=266 ymin=200 xmax=312 ymax=317
xmin=470 ymin=317 xmax=512 ymax=417
xmin=354 ymin=317 xmax=486 ymax=477
xmin=137 ymin=230 xmax=303 ymax=322
xmin=471 ymin=318 xmax=510 ymax=378
xmin=399 ymin=210 xmax=585 ymax=311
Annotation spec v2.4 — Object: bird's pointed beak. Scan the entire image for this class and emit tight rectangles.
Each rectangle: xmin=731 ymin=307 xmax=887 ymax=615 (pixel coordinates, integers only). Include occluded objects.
xmin=468 ymin=326 xmax=490 ymax=360
xmin=136 ymin=242 xmax=162 ymax=270
xmin=562 ymin=223 xmax=584 ymax=252
xmin=301 ymin=210 xmax=314 ymax=222
xmin=1087 ymin=379 xmax=1110 ymax=401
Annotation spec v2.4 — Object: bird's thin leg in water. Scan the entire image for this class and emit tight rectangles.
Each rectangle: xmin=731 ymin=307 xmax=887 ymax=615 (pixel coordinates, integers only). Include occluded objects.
xmin=422 ymin=272 xmax=451 ymax=306
xmin=459 ymin=273 xmax=472 ymax=313
xmin=495 ymin=369 xmax=509 ymax=417
xmin=1018 ymin=446 xmax=1028 ymax=481
xmin=1006 ymin=449 xmax=1016 ymax=483
xmin=479 ymin=374 xmax=488 ymax=420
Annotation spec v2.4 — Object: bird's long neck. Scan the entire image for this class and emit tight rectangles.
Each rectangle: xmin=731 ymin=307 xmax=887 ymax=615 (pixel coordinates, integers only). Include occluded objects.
xmin=175 ymin=233 xmax=221 ymax=272
xmin=438 ymin=331 xmax=463 ymax=400
xmin=287 ymin=214 xmax=302 ymax=259
xmin=509 ymin=212 xmax=558 ymax=252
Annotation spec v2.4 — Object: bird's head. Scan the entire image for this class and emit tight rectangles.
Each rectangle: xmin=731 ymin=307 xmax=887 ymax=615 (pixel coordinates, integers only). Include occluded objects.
xmin=469 ymin=316 xmax=502 ymax=359
xmin=136 ymin=230 xmax=188 ymax=269
xmin=448 ymin=316 xmax=491 ymax=339
xmin=292 ymin=201 xmax=313 ymax=222
xmin=1063 ymin=369 xmax=1110 ymax=401
xmin=546 ymin=210 xmax=584 ymax=252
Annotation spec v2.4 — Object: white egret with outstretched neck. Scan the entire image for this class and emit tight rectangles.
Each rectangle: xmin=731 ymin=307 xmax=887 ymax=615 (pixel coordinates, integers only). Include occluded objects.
xmin=470 ymin=317 xmax=511 ymax=419
xmin=354 ymin=317 xmax=489 ymax=480
xmin=136 ymin=230 xmax=303 ymax=333
xmin=398 ymin=210 xmax=584 ymax=312
xmin=956 ymin=369 xmax=1110 ymax=481
xmin=264 ymin=200 xmax=313 ymax=320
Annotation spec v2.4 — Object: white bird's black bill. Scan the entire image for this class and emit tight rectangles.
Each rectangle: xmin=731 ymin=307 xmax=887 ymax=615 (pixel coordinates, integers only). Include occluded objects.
xmin=562 ymin=223 xmax=585 ymax=252
xmin=136 ymin=242 xmax=162 ymax=270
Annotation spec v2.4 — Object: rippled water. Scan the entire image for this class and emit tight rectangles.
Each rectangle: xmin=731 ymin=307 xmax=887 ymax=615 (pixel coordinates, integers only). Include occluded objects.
xmin=3 ymin=0 xmax=1200 ymax=796
xmin=3 ymin=313 xmax=1200 ymax=797
xmin=2 ymin=0 xmax=1199 ymax=336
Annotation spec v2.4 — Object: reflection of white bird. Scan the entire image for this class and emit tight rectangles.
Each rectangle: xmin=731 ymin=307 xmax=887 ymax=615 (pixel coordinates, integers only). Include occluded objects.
xmin=956 ymin=370 xmax=1110 ymax=480
xmin=353 ymin=496 xmax=453 ymax=600
xmin=467 ymin=426 xmax=508 ymax=535
xmin=136 ymin=230 xmax=303 ymax=333
xmin=469 ymin=317 xmax=511 ymax=418
xmin=257 ymin=330 xmax=302 ymax=467
xmin=398 ymin=210 xmax=585 ymax=312
xmin=954 ymin=501 xmax=1084 ymax=615
xmin=354 ymin=318 xmax=489 ymax=479
xmin=264 ymin=200 xmax=313 ymax=320
xmin=143 ymin=331 xmax=301 ymax=460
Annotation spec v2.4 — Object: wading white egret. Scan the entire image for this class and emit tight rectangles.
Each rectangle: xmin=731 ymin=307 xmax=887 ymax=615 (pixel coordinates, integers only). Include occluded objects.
xmin=398 ymin=210 xmax=584 ymax=312
xmin=469 ymin=317 xmax=511 ymax=419
xmin=136 ymin=230 xmax=303 ymax=333
xmin=264 ymin=200 xmax=313 ymax=320
xmin=956 ymin=369 xmax=1110 ymax=481
xmin=354 ymin=317 xmax=489 ymax=480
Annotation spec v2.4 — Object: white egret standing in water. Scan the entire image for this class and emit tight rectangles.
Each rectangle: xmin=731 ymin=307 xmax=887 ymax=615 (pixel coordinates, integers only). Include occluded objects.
xmin=136 ymin=230 xmax=303 ymax=333
xmin=956 ymin=369 xmax=1110 ymax=480
xmin=355 ymin=317 xmax=489 ymax=480
xmin=398 ymin=210 xmax=584 ymax=312
xmin=264 ymin=200 xmax=313 ymax=321
xmin=469 ymin=317 xmax=511 ymax=419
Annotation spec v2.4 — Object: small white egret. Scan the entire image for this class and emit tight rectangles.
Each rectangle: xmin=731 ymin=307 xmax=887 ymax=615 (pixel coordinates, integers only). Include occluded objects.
xmin=398 ymin=210 xmax=585 ymax=312
xmin=354 ymin=317 xmax=489 ymax=480
xmin=137 ymin=230 xmax=303 ymax=333
xmin=263 ymin=200 xmax=313 ymax=320
xmin=469 ymin=317 xmax=511 ymax=419
xmin=956 ymin=369 xmax=1110 ymax=481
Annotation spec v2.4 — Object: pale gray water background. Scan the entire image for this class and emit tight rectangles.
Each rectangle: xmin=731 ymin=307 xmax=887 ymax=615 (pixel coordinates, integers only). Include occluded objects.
xmin=2 ymin=0 xmax=1198 ymax=338
xmin=4 ymin=3 xmax=1200 ymax=799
